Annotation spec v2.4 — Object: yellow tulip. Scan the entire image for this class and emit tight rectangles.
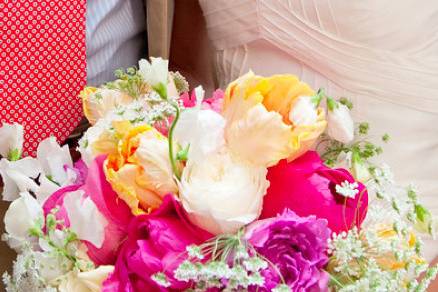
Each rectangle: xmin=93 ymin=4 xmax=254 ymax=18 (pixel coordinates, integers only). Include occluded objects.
xmin=222 ymin=72 xmax=326 ymax=166
xmin=104 ymin=122 xmax=178 ymax=215
xmin=80 ymin=87 xmax=134 ymax=125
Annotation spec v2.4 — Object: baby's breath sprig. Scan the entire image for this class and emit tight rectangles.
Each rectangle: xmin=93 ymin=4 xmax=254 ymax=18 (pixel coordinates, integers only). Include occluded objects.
xmin=151 ymin=230 xmax=293 ymax=291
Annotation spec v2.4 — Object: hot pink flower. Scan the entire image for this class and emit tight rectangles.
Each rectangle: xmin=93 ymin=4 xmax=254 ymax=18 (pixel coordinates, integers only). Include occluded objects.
xmin=179 ymin=89 xmax=224 ymax=113
xmin=261 ymin=151 xmax=368 ymax=233
xmin=102 ymin=195 xmax=212 ymax=292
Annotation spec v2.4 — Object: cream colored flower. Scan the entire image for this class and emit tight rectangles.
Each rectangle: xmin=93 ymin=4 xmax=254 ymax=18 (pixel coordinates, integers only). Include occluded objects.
xmin=179 ymin=150 xmax=269 ymax=235
xmin=223 ymin=72 xmax=327 ymax=166
xmin=0 ymin=122 xmax=24 ymax=160
xmin=81 ymin=87 xmax=134 ymax=125
xmin=105 ymin=123 xmax=178 ymax=215
xmin=63 ymin=190 xmax=108 ymax=248
xmin=58 ymin=266 xmax=114 ymax=292
xmin=138 ymin=57 xmax=169 ymax=89
xmin=327 ymin=97 xmax=354 ymax=144
xmin=4 ymin=192 xmax=44 ymax=249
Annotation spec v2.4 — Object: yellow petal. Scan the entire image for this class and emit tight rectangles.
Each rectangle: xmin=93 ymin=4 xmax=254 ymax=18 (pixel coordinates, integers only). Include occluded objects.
xmin=226 ymin=104 xmax=292 ymax=167
xmin=262 ymin=75 xmax=314 ymax=124
xmin=104 ymin=163 xmax=161 ymax=215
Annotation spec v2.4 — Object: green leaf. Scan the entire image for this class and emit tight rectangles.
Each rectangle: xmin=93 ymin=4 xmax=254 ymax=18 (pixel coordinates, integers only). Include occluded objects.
xmin=7 ymin=148 xmax=21 ymax=161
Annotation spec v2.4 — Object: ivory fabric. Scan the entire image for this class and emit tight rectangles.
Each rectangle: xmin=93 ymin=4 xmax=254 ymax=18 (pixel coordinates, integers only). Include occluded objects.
xmin=199 ymin=0 xmax=438 ymax=260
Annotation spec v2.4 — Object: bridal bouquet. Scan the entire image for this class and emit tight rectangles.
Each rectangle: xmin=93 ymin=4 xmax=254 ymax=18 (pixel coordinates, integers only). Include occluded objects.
xmin=1 ymin=58 xmax=437 ymax=292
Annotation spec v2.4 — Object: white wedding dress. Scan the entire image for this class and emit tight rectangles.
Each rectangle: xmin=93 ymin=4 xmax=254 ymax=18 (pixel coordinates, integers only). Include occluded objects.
xmin=199 ymin=0 xmax=438 ymax=260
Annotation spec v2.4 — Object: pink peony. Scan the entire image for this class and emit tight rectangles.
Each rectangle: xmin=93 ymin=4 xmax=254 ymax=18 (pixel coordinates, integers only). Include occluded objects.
xmin=260 ymin=151 xmax=368 ymax=233
xmin=102 ymin=195 xmax=212 ymax=292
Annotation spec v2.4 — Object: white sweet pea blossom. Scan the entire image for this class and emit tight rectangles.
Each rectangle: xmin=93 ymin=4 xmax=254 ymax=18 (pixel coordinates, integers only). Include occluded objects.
xmin=0 ymin=122 xmax=24 ymax=160
xmin=289 ymin=96 xmax=318 ymax=126
xmin=179 ymin=151 xmax=269 ymax=235
xmin=327 ymin=97 xmax=354 ymax=144
xmin=138 ymin=57 xmax=168 ymax=96
xmin=174 ymin=86 xmax=226 ymax=162
xmin=0 ymin=157 xmax=41 ymax=201
xmin=37 ymin=137 xmax=75 ymax=184
xmin=4 ymin=192 xmax=44 ymax=249
xmin=63 ymin=190 xmax=108 ymax=248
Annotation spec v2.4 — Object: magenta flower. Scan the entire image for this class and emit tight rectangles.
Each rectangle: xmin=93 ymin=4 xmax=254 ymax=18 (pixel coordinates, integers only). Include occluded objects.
xmin=102 ymin=195 xmax=212 ymax=292
xmin=245 ymin=210 xmax=330 ymax=291
xmin=261 ymin=151 xmax=368 ymax=233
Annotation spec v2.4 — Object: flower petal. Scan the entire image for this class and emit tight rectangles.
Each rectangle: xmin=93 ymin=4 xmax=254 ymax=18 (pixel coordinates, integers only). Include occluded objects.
xmin=63 ymin=190 xmax=108 ymax=248
xmin=226 ymin=104 xmax=292 ymax=167
xmin=0 ymin=122 xmax=24 ymax=158
xmin=4 ymin=192 xmax=43 ymax=249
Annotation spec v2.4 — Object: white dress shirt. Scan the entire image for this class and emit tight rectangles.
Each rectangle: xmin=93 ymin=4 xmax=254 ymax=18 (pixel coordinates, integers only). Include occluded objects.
xmin=86 ymin=0 xmax=147 ymax=85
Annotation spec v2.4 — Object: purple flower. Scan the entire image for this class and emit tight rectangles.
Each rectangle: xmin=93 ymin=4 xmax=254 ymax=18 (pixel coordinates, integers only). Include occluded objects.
xmin=245 ymin=209 xmax=330 ymax=292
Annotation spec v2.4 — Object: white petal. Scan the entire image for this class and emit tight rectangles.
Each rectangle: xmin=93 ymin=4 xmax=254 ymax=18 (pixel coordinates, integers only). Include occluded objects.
xmin=37 ymin=137 xmax=73 ymax=184
xmin=174 ymin=109 xmax=226 ymax=162
xmin=139 ymin=57 xmax=169 ymax=87
xmin=4 ymin=192 xmax=43 ymax=248
xmin=63 ymin=190 xmax=108 ymax=248
xmin=288 ymin=96 xmax=318 ymax=126
xmin=327 ymin=104 xmax=355 ymax=144
xmin=0 ymin=123 xmax=24 ymax=158
xmin=179 ymin=151 xmax=269 ymax=235
xmin=77 ymin=266 xmax=114 ymax=292
xmin=0 ymin=158 xmax=41 ymax=201
xmin=35 ymin=175 xmax=61 ymax=205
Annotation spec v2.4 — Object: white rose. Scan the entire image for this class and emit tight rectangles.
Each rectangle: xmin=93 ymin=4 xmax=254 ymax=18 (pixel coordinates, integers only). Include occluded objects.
xmin=179 ymin=151 xmax=269 ymax=235
xmin=0 ymin=122 xmax=24 ymax=160
xmin=4 ymin=192 xmax=44 ymax=249
xmin=327 ymin=98 xmax=354 ymax=144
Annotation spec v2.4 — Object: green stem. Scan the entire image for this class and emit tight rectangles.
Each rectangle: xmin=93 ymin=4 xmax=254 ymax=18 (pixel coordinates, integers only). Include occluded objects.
xmin=168 ymin=103 xmax=181 ymax=180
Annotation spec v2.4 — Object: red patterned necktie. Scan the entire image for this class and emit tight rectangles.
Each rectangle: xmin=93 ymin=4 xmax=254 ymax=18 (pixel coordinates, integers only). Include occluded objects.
xmin=0 ymin=0 xmax=86 ymax=156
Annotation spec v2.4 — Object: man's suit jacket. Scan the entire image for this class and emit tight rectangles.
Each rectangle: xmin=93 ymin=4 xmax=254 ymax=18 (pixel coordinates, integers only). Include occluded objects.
xmin=146 ymin=0 xmax=174 ymax=59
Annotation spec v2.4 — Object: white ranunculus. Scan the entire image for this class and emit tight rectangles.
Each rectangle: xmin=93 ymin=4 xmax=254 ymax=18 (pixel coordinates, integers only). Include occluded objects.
xmin=288 ymin=96 xmax=318 ymax=126
xmin=0 ymin=157 xmax=41 ymax=201
xmin=0 ymin=122 xmax=24 ymax=159
xmin=327 ymin=101 xmax=354 ymax=144
xmin=63 ymin=190 xmax=108 ymax=248
xmin=179 ymin=151 xmax=269 ymax=235
xmin=138 ymin=57 xmax=169 ymax=88
xmin=4 ymin=192 xmax=44 ymax=249
xmin=134 ymin=130 xmax=178 ymax=196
